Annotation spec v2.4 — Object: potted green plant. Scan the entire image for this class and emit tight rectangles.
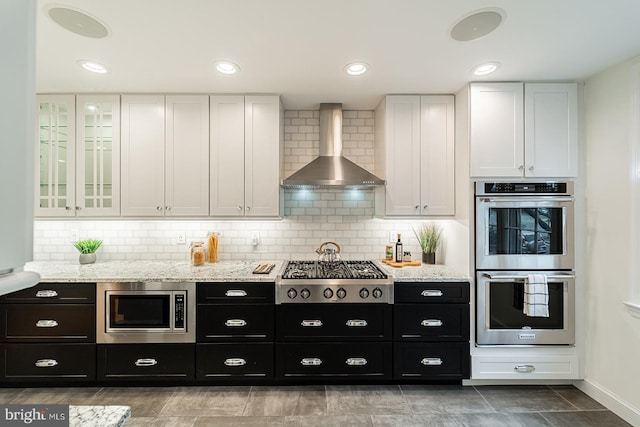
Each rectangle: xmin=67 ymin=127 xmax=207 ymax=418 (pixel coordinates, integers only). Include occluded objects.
xmin=412 ymin=223 xmax=442 ymax=264
xmin=73 ymin=239 xmax=103 ymax=264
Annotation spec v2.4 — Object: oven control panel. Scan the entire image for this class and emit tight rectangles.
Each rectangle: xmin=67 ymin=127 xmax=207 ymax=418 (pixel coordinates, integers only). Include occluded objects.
xmin=477 ymin=181 xmax=572 ymax=195
xmin=278 ymin=285 xmax=391 ymax=304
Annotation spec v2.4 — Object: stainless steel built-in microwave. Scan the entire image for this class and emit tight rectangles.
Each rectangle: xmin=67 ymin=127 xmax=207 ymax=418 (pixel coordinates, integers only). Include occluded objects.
xmin=97 ymin=282 xmax=195 ymax=344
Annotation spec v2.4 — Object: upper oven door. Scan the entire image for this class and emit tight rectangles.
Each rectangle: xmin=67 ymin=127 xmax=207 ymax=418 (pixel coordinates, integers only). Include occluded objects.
xmin=476 ymin=196 xmax=574 ymax=270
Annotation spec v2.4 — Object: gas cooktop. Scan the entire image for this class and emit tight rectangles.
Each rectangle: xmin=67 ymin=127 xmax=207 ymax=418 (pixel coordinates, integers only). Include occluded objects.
xmin=276 ymin=260 xmax=393 ymax=304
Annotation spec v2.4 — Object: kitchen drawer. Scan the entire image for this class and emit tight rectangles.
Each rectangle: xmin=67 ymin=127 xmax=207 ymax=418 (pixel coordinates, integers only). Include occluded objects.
xmin=0 ymin=343 xmax=95 ymax=382
xmin=196 ymin=343 xmax=274 ymax=380
xmin=394 ymin=342 xmax=470 ymax=380
xmin=394 ymin=282 xmax=470 ymax=304
xmin=0 ymin=304 xmax=95 ymax=343
xmin=471 ymin=354 xmax=580 ymax=380
xmin=197 ymin=282 xmax=274 ymax=304
xmin=0 ymin=282 xmax=96 ymax=304
xmin=197 ymin=305 xmax=274 ymax=342
xmin=276 ymin=342 xmax=392 ymax=379
xmin=97 ymin=343 xmax=195 ymax=381
xmin=394 ymin=304 xmax=470 ymax=341
xmin=276 ymin=304 xmax=392 ymax=341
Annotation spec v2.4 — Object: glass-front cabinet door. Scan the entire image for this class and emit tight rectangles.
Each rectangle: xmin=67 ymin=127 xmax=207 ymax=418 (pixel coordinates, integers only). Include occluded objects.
xmin=76 ymin=95 xmax=120 ymax=216
xmin=36 ymin=95 xmax=76 ymax=216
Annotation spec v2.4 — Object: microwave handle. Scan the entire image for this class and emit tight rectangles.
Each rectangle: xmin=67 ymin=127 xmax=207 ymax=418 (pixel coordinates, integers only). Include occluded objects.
xmin=480 ymin=196 xmax=575 ymax=203
xmin=482 ymin=273 xmax=575 ymax=280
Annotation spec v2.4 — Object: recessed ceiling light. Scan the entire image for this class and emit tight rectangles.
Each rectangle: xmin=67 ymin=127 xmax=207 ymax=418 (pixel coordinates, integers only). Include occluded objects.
xmin=472 ymin=62 xmax=501 ymax=76
xmin=450 ymin=8 xmax=505 ymax=42
xmin=344 ymin=62 xmax=369 ymax=76
xmin=77 ymin=60 xmax=110 ymax=74
xmin=214 ymin=61 xmax=240 ymax=75
xmin=47 ymin=6 xmax=109 ymax=38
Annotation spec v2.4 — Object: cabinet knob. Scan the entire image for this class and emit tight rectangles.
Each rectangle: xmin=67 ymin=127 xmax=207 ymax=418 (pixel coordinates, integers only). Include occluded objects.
xmin=246 ymin=206 xmax=251 ymax=211
xmin=415 ymin=205 xmax=420 ymax=211
xmin=237 ymin=206 xmax=243 ymax=211
xmin=156 ymin=206 xmax=163 ymax=211
xmin=423 ymin=205 xmax=428 ymax=210
xmin=165 ymin=205 xmax=171 ymax=211
xmin=65 ymin=206 xmax=72 ymax=211
xmin=75 ymin=206 xmax=81 ymax=210
xmin=528 ymin=166 xmax=534 ymax=171
xmin=518 ymin=165 xmax=524 ymax=171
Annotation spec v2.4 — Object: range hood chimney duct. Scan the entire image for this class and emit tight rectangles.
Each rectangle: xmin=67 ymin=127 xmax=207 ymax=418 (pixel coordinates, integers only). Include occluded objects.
xmin=281 ymin=103 xmax=385 ymax=188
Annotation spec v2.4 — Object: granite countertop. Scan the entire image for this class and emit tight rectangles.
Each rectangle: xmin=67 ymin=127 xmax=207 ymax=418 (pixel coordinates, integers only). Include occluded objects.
xmin=25 ymin=260 xmax=471 ymax=283
xmin=70 ymin=405 xmax=130 ymax=427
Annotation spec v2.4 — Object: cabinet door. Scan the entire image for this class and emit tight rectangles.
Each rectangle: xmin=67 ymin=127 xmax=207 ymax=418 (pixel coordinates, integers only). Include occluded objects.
xmin=384 ymin=96 xmax=421 ymax=215
xmin=420 ymin=95 xmax=455 ymax=215
xmin=165 ymin=95 xmax=209 ymax=216
xmin=35 ymin=95 xmax=76 ymax=217
xmin=76 ymin=95 xmax=120 ymax=216
xmin=210 ymin=96 xmax=245 ymax=216
xmin=121 ymin=95 xmax=165 ymax=216
xmin=245 ymin=95 xmax=281 ymax=217
xmin=524 ymin=83 xmax=578 ymax=177
xmin=470 ymin=83 xmax=524 ymax=177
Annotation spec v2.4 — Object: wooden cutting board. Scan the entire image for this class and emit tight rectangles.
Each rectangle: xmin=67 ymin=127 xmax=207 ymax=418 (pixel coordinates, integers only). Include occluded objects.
xmin=381 ymin=259 xmax=422 ymax=268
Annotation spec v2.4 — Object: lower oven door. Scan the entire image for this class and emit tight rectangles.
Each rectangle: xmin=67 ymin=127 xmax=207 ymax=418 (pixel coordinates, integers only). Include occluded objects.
xmin=476 ymin=271 xmax=575 ymax=345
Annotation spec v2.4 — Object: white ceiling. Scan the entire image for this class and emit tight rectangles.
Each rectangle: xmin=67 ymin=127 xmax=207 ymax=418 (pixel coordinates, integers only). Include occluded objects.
xmin=36 ymin=0 xmax=640 ymax=110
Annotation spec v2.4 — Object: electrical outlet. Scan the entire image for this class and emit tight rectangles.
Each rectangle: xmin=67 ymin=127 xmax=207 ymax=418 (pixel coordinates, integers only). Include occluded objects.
xmin=251 ymin=231 xmax=260 ymax=246
xmin=176 ymin=232 xmax=186 ymax=245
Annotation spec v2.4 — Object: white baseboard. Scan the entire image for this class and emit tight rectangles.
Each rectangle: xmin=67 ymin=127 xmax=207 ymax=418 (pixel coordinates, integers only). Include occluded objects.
xmin=574 ymin=379 xmax=640 ymax=426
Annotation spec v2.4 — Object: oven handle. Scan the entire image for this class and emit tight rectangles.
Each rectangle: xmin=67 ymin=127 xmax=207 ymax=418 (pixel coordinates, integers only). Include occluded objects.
xmin=482 ymin=273 xmax=575 ymax=280
xmin=479 ymin=196 xmax=575 ymax=203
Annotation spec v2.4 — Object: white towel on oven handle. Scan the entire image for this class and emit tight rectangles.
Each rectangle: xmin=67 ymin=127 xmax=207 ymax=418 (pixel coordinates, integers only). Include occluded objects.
xmin=524 ymin=273 xmax=549 ymax=317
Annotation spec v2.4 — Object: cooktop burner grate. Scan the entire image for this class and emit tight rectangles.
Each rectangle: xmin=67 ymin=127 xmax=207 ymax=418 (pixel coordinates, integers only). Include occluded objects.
xmin=281 ymin=260 xmax=387 ymax=280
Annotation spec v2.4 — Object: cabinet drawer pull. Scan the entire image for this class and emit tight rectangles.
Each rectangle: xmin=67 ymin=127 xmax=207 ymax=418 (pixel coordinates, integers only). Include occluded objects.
xmin=35 ymin=290 xmax=58 ymax=298
xmin=421 ymin=357 xmax=443 ymax=366
xmin=225 ymin=290 xmax=247 ymax=297
xmin=224 ymin=358 xmax=247 ymax=367
xmin=421 ymin=319 xmax=443 ymax=327
xmin=421 ymin=290 xmax=443 ymax=297
xmin=35 ymin=320 xmax=58 ymax=328
xmin=514 ymin=364 xmax=536 ymax=373
xmin=135 ymin=358 xmax=158 ymax=367
xmin=301 ymin=320 xmax=323 ymax=327
xmin=345 ymin=357 xmax=368 ymax=366
xmin=225 ymin=319 xmax=247 ymax=327
xmin=346 ymin=319 xmax=368 ymax=327
xmin=35 ymin=359 xmax=58 ymax=368
xmin=301 ymin=358 xmax=322 ymax=366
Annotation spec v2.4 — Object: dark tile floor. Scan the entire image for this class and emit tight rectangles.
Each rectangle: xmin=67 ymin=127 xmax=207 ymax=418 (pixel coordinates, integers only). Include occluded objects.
xmin=0 ymin=384 xmax=631 ymax=426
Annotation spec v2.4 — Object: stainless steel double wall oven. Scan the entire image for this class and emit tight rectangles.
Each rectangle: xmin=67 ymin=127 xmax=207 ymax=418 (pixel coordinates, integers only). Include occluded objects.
xmin=475 ymin=182 xmax=575 ymax=346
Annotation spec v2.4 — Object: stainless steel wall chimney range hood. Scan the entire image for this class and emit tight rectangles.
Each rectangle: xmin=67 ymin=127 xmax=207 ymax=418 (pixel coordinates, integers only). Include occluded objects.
xmin=281 ymin=103 xmax=385 ymax=189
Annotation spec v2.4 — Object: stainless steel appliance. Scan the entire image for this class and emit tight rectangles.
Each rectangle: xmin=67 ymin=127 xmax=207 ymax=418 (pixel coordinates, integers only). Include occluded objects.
xmin=97 ymin=282 xmax=195 ymax=343
xmin=275 ymin=260 xmax=393 ymax=304
xmin=475 ymin=181 xmax=576 ymax=346
xmin=476 ymin=271 xmax=575 ymax=345
xmin=475 ymin=181 xmax=575 ymax=271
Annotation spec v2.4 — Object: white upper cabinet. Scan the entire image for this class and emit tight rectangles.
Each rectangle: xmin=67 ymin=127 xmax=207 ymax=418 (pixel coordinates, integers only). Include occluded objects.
xmin=36 ymin=95 xmax=76 ymax=217
xmin=121 ymin=95 xmax=209 ymax=216
xmin=210 ymin=95 xmax=281 ymax=217
xmin=470 ymin=82 xmax=578 ymax=178
xmin=375 ymin=95 xmax=455 ymax=216
xmin=36 ymin=94 xmax=121 ymax=217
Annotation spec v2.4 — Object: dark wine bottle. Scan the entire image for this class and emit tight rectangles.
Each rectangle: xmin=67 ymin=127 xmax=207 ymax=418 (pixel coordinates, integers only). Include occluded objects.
xmin=395 ymin=233 xmax=403 ymax=263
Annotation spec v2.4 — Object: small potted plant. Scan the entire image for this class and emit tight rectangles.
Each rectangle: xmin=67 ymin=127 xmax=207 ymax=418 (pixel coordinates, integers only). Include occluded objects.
xmin=73 ymin=239 xmax=103 ymax=264
xmin=412 ymin=223 xmax=442 ymax=264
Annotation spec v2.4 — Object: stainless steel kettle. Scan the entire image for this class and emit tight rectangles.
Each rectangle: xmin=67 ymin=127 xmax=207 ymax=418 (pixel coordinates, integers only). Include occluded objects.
xmin=315 ymin=241 xmax=342 ymax=262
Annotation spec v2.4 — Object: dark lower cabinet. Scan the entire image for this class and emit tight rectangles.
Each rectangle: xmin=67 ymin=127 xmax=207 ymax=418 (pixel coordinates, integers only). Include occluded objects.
xmin=97 ymin=344 xmax=195 ymax=381
xmin=0 ymin=343 xmax=95 ymax=382
xmin=0 ymin=305 xmax=95 ymax=343
xmin=277 ymin=342 xmax=392 ymax=379
xmin=394 ymin=342 xmax=470 ymax=380
xmin=196 ymin=343 xmax=274 ymax=380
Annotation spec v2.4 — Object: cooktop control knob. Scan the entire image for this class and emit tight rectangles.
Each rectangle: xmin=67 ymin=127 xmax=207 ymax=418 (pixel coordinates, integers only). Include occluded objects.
xmin=300 ymin=288 xmax=311 ymax=299
xmin=323 ymin=288 xmax=334 ymax=299
xmin=372 ymin=287 xmax=383 ymax=299
xmin=359 ymin=288 xmax=370 ymax=299
xmin=287 ymin=288 xmax=298 ymax=299
xmin=336 ymin=287 xmax=347 ymax=299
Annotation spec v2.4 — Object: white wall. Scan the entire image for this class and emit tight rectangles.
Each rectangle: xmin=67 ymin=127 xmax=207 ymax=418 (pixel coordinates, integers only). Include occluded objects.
xmin=580 ymin=54 xmax=640 ymax=424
